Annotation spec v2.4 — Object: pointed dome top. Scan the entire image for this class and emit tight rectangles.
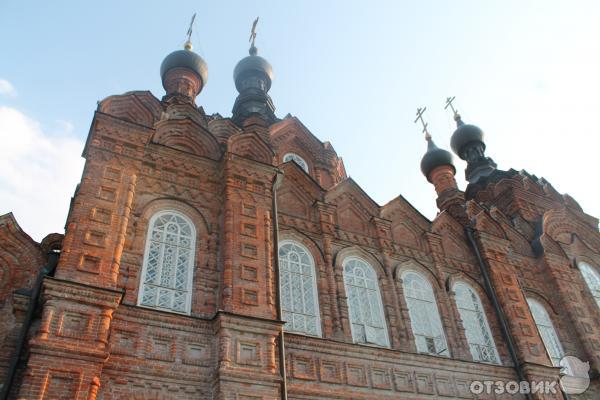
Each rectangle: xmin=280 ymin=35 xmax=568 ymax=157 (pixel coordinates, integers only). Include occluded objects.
xmin=421 ymin=136 xmax=455 ymax=182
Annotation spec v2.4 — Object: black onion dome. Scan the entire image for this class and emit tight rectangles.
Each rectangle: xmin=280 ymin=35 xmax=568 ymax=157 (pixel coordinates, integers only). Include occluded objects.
xmin=160 ymin=48 xmax=208 ymax=87
xmin=421 ymin=138 xmax=455 ymax=181
xmin=450 ymin=118 xmax=485 ymax=157
xmin=233 ymin=51 xmax=273 ymax=92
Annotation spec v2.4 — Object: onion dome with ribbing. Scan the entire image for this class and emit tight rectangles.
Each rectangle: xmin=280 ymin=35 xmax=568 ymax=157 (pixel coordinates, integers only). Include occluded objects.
xmin=421 ymin=136 xmax=455 ymax=181
xmin=233 ymin=45 xmax=273 ymax=92
xmin=450 ymin=115 xmax=484 ymax=159
xmin=160 ymin=41 xmax=208 ymax=89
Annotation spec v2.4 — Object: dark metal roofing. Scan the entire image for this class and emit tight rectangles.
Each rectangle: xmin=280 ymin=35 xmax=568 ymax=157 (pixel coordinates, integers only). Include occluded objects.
xmin=160 ymin=49 xmax=208 ymax=87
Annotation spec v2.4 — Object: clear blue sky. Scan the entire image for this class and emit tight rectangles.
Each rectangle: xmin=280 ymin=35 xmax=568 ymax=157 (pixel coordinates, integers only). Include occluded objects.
xmin=1 ymin=1 xmax=599 ymax=241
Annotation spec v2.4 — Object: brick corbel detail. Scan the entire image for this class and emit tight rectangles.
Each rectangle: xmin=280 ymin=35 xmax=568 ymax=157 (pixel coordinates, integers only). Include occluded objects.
xmin=18 ymin=277 xmax=123 ymax=400
xmin=474 ymin=232 xmax=554 ymax=370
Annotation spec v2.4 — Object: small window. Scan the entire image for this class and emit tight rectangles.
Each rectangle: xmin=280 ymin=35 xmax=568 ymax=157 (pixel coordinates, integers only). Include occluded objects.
xmin=283 ymin=153 xmax=309 ymax=173
xmin=138 ymin=211 xmax=196 ymax=314
xmin=402 ymin=271 xmax=449 ymax=356
xmin=453 ymin=282 xmax=500 ymax=364
xmin=578 ymin=262 xmax=600 ymax=308
xmin=279 ymin=240 xmax=322 ymax=336
xmin=343 ymin=257 xmax=389 ymax=347
xmin=526 ymin=298 xmax=564 ymax=366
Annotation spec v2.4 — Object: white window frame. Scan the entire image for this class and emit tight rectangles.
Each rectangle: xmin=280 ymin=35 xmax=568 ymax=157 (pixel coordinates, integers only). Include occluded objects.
xmin=137 ymin=210 xmax=196 ymax=315
xmin=278 ymin=240 xmax=322 ymax=337
xmin=401 ymin=270 xmax=450 ymax=357
xmin=453 ymin=281 xmax=501 ymax=364
xmin=578 ymin=261 xmax=600 ymax=309
xmin=283 ymin=152 xmax=309 ymax=173
xmin=342 ymin=256 xmax=390 ymax=347
xmin=526 ymin=297 xmax=565 ymax=366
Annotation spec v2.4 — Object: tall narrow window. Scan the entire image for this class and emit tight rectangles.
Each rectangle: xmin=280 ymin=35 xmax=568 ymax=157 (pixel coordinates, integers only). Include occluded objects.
xmin=343 ymin=257 xmax=389 ymax=346
xmin=402 ymin=271 xmax=449 ymax=356
xmin=527 ymin=298 xmax=564 ymax=366
xmin=138 ymin=211 xmax=195 ymax=314
xmin=283 ymin=153 xmax=309 ymax=173
xmin=453 ymin=282 xmax=500 ymax=364
xmin=579 ymin=262 xmax=600 ymax=308
xmin=279 ymin=241 xmax=321 ymax=336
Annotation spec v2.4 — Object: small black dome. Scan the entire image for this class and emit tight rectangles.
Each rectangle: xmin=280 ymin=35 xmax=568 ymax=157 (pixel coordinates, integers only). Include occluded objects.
xmin=421 ymin=138 xmax=455 ymax=181
xmin=160 ymin=48 xmax=208 ymax=87
xmin=233 ymin=54 xmax=273 ymax=92
xmin=450 ymin=119 xmax=484 ymax=157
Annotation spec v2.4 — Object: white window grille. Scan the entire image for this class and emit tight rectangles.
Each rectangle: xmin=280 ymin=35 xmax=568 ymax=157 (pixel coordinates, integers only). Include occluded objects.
xmin=402 ymin=271 xmax=449 ymax=356
xmin=579 ymin=262 xmax=600 ymax=308
xmin=526 ymin=298 xmax=565 ymax=366
xmin=279 ymin=240 xmax=322 ymax=336
xmin=343 ymin=257 xmax=389 ymax=347
xmin=453 ymin=282 xmax=500 ymax=364
xmin=138 ymin=211 xmax=195 ymax=314
xmin=283 ymin=153 xmax=309 ymax=173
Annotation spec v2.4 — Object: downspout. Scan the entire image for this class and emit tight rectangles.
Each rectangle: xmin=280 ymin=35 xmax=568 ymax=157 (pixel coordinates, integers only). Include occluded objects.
xmin=465 ymin=227 xmax=533 ymax=400
xmin=271 ymin=171 xmax=287 ymax=400
xmin=1 ymin=250 xmax=60 ymax=400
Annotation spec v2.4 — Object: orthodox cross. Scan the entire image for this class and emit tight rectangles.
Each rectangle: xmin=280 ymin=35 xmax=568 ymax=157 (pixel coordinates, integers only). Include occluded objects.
xmin=249 ymin=17 xmax=259 ymax=47
xmin=414 ymin=107 xmax=431 ymax=140
xmin=187 ymin=13 xmax=196 ymax=42
xmin=444 ymin=96 xmax=459 ymax=117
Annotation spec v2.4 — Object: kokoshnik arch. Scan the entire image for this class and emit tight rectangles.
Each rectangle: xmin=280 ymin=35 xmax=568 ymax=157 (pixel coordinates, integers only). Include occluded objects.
xmin=0 ymin=18 xmax=599 ymax=400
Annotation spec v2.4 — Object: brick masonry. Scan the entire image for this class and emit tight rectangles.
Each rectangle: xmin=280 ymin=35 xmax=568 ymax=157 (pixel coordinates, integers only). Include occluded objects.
xmin=0 ymin=53 xmax=599 ymax=400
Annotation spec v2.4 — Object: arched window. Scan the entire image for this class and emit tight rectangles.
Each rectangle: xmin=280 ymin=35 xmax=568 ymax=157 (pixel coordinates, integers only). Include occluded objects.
xmin=453 ymin=282 xmax=500 ymax=364
xmin=526 ymin=298 xmax=564 ymax=366
xmin=402 ymin=271 xmax=449 ymax=356
xmin=283 ymin=153 xmax=309 ymax=173
xmin=343 ymin=257 xmax=389 ymax=347
xmin=578 ymin=262 xmax=600 ymax=308
xmin=138 ymin=211 xmax=196 ymax=314
xmin=279 ymin=241 xmax=321 ymax=336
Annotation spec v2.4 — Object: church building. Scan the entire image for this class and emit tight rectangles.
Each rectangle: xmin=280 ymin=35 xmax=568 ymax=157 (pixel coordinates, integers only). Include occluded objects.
xmin=0 ymin=22 xmax=599 ymax=400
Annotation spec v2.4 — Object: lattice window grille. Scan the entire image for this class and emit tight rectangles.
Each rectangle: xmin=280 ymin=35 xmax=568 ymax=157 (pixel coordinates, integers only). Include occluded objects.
xmin=527 ymin=298 xmax=565 ymax=366
xmin=283 ymin=153 xmax=309 ymax=173
xmin=279 ymin=241 xmax=322 ymax=336
xmin=402 ymin=271 xmax=449 ymax=356
xmin=453 ymin=282 xmax=500 ymax=364
xmin=343 ymin=257 xmax=389 ymax=347
xmin=579 ymin=262 xmax=600 ymax=308
xmin=139 ymin=211 xmax=195 ymax=314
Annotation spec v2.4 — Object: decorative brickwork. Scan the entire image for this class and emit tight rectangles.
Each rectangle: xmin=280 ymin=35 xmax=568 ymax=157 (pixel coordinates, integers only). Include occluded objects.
xmin=0 ymin=43 xmax=599 ymax=400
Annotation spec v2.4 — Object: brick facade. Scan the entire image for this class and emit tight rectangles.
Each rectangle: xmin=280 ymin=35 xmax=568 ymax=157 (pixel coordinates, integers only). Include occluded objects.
xmin=0 ymin=42 xmax=599 ymax=400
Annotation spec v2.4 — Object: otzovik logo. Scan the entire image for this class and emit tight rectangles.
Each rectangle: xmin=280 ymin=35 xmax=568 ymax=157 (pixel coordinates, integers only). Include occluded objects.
xmin=559 ymin=356 xmax=590 ymax=395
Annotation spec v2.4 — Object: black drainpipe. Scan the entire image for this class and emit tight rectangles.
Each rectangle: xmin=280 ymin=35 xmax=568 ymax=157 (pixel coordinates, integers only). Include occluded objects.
xmin=465 ymin=227 xmax=533 ymax=400
xmin=272 ymin=172 xmax=287 ymax=400
xmin=1 ymin=250 xmax=60 ymax=400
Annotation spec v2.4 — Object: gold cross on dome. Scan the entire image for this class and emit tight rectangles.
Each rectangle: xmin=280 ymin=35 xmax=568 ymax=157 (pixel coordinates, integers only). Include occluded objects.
xmin=444 ymin=96 xmax=459 ymax=117
xmin=249 ymin=17 xmax=259 ymax=47
xmin=186 ymin=13 xmax=196 ymax=42
xmin=414 ymin=107 xmax=431 ymax=140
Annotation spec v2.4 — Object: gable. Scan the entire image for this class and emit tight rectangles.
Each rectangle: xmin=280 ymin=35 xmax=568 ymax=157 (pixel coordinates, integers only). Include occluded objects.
xmin=152 ymin=118 xmax=222 ymax=160
xmin=99 ymin=91 xmax=161 ymax=128
xmin=228 ymin=131 xmax=274 ymax=165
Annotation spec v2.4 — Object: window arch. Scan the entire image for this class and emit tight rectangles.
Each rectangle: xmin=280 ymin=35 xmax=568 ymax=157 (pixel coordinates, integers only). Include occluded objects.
xmin=402 ymin=271 xmax=449 ymax=356
xmin=343 ymin=257 xmax=389 ymax=347
xmin=526 ymin=298 xmax=564 ymax=366
xmin=453 ymin=282 xmax=500 ymax=364
xmin=138 ymin=210 xmax=196 ymax=314
xmin=578 ymin=262 xmax=600 ymax=308
xmin=283 ymin=153 xmax=309 ymax=173
xmin=278 ymin=240 xmax=322 ymax=336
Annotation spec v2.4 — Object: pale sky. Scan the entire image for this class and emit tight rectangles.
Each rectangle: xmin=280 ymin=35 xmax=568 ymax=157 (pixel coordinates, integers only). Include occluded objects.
xmin=1 ymin=1 xmax=599 ymax=242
